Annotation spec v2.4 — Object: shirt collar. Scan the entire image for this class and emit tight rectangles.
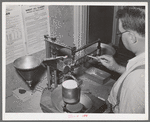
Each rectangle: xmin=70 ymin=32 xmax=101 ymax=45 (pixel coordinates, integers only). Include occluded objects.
xmin=126 ymin=52 xmax=145 ymax=70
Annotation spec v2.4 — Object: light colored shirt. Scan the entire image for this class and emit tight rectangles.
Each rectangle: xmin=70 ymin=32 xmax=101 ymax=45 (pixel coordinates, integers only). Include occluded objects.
xmin=108 ymin=53 xmax=145 ymax=113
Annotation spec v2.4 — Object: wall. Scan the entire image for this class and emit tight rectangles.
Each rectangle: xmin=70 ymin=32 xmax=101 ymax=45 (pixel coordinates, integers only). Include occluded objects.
xmin=48 ymin=6 xmax=74 ymax=47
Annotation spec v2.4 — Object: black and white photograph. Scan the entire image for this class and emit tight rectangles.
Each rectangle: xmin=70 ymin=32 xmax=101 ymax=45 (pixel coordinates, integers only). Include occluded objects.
xmin=2 ymin=1 xmax=148 ymax=121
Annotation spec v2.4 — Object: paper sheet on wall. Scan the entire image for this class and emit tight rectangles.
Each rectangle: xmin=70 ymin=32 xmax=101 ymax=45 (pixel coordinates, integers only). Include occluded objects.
xmin=21 ymin=5 xmax=50 ymax=55
xmin=6 ymin=5 xmax=26 ymax=65
xmin=6 ymin=5 xmax=50 ymax=64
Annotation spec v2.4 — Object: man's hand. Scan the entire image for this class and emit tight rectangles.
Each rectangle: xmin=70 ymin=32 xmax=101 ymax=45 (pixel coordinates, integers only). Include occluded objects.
xmin=97 ymin=55 xmax=125 ymax=74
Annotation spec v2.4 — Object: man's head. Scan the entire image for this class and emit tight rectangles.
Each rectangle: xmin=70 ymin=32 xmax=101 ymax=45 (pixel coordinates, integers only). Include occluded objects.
xmin=117 ymin=6 xmax=145 ymax=55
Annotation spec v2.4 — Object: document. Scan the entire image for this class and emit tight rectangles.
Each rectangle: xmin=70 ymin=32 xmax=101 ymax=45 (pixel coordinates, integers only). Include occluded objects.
xmin=6 ymin=5 xmax=26 ymax=65
xmin=21 ymin=5 xmax=50 ymax=55
xmin=5 ymin=5 xmax=50 ymax=64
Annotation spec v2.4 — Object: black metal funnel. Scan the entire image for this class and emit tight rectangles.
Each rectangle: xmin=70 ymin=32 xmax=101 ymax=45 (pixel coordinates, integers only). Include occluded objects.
xmin=13 ymin=55 xmax=41 ymax=88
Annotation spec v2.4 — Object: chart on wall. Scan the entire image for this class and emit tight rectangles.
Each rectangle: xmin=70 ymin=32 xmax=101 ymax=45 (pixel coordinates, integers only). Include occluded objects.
xmin=6 ymin=5 xmax=26 ymax=65
xmin=6 ymin=5 xmax=50 ymax=65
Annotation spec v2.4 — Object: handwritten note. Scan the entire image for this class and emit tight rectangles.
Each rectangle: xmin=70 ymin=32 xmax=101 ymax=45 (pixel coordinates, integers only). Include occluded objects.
xmin=68 ymin=114 xmax=88 ymax=119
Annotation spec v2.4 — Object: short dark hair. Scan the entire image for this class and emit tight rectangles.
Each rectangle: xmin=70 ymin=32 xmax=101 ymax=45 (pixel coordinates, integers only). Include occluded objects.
xmin=117 ymin=6 xmax=145 ymax=37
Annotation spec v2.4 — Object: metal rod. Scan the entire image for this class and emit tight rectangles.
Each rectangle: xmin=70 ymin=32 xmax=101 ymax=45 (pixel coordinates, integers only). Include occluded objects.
xmin=50 ymin=39 xmax=58 ymax=88
xmin=45 ymin=38 xmax=52 ymax=89
xmin=44 ymin=35 xmax=72 ymax=50
xmin=87 ymin=55 xmax=98 ymax=60
xmin=47 ymin=67 xmax=51 ymax=89
xmin=54 ymin=70 xmax=57 ymax=88
xmin=96 ymin=40 xmax=101 ymax=56
xmin=75 ymin=38 xmax=101 ymax=53
xmin=43 ymin=56 xmax=68 ymax=62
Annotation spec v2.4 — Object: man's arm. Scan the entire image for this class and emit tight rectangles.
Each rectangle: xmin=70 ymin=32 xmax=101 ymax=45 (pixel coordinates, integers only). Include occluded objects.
xmin=97 ymin=55 xmax=126 ymax=74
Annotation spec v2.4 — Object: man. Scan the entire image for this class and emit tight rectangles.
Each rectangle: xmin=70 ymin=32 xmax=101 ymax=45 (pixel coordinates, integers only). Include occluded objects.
xmin=98 ymin=6 xmax=145 ymax=113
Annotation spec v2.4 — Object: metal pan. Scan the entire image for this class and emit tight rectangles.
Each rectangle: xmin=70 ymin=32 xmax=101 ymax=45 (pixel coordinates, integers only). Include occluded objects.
xmin=51 ymin=85 xmax=93 ymax=113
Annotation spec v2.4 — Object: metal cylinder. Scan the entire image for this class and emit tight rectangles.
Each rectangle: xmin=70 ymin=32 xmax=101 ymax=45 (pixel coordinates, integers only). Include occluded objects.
xmin=62 ymin=80 xmax=80 ymax=104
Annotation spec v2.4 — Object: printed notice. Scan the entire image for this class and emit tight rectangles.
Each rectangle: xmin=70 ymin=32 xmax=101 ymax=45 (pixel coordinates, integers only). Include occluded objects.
xmin=6 ymin=5 xmax=26 ymax=65
xmin=21 ymin=5 xmax=50 ymax=55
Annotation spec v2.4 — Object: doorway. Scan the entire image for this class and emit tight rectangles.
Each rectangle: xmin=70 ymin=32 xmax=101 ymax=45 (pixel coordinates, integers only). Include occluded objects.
xmin=88 ymin=6 xmax=114 ymax=44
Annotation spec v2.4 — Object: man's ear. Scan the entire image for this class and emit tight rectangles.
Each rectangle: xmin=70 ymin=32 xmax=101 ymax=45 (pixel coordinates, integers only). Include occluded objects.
xmin=128 ymin=32 xmax=137 ymax=44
